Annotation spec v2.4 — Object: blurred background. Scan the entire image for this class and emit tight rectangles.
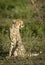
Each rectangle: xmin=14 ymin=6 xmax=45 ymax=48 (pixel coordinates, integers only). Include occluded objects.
xmin=0 ymin=0 xmax=45 ymax=65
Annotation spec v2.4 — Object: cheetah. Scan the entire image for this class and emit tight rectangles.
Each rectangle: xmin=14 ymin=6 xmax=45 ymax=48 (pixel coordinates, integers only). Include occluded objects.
xmin=9 ymin=19 xmax=26 ymax=57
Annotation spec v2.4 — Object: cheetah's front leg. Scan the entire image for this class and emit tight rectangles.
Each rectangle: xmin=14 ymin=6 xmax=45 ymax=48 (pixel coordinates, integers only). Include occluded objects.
xmin=9 ymin=44 xmax=14 ymax=57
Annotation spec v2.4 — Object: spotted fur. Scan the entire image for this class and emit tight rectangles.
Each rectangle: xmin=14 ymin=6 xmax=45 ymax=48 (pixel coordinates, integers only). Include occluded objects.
xmin=9 ymin=19 xmax=26 ymax=57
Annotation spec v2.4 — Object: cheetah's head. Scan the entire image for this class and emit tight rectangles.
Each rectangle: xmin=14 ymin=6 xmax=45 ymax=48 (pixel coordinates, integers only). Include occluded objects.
xmin=13 ymin=19 xmax=24 ymax=29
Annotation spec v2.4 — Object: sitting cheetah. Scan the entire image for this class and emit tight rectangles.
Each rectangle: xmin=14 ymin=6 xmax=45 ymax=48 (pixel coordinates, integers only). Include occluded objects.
xmin=9 ymin=19 xmax=26 ymax=57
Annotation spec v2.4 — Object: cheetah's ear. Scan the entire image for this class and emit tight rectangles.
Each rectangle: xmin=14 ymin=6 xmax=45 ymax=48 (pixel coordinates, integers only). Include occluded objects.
xmin=13 ymin=19 xmax=16 ymax=24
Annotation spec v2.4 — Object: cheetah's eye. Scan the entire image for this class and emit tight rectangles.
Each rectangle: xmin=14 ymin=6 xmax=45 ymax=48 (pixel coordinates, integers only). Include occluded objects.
xmin=22 ymin=24 xmax=24 ymax=26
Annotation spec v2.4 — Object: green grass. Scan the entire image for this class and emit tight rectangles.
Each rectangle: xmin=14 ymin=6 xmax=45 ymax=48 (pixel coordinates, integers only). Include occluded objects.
xmin=0 ymin=0 xmax=45 ymax=65
xmin=0 ymin=52 xmax=45 ymax=65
